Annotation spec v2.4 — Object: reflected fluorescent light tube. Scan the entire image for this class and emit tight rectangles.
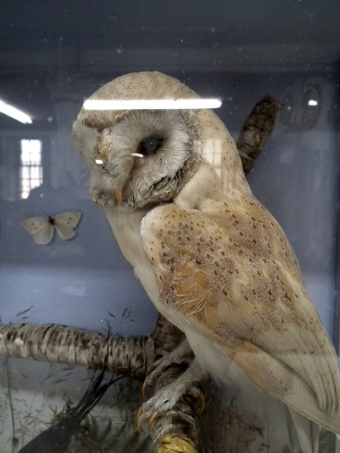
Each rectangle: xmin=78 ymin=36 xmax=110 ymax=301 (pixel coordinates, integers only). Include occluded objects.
xmin=308 ymin=99 xmax=318 ymax=106
xmin=83 ymin=98 xmax=222 ymax=111
xmin=0 ymin=100 xmax=32 ymax=124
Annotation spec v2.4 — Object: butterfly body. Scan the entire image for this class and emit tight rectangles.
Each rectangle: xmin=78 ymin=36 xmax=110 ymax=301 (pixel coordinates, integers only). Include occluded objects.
xmin=21 ymin=211 xmax=81 ymax=245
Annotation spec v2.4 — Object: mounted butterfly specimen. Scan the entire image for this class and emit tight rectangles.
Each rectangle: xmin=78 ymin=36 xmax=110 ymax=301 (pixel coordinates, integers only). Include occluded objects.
xmin=21 ymin=211 xmax=81 ymax=245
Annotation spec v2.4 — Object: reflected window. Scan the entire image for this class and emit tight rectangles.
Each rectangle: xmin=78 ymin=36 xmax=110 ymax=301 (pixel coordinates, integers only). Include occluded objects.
xmin=203 ymin=139 xmax=222 ymax=176
xmin=20 ymin=139 xmax=43 ymax=199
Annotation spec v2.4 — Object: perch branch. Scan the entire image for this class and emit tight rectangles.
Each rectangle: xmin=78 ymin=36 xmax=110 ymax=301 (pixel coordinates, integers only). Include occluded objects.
xmin=237 ymin=94 xmax=283 ymax=175
xmin=0 ymin=323 xmax=154 ymax=380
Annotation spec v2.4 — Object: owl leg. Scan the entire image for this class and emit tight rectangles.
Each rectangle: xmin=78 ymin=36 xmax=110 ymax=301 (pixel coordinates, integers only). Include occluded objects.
xmin=145 ymin=338 xmax=193 ymax=387
xmin=138 ymin=359 xmax=206 ymax=427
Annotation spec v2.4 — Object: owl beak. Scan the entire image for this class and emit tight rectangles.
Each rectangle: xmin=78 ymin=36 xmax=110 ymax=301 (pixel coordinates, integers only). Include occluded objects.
xmin=113 ymin=157 xmax=136 ymax=205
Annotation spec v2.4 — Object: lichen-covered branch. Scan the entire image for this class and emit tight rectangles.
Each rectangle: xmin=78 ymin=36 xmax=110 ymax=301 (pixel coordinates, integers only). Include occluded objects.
xmin=237 ymin=94 xmax=283 ymax=175
xmin=150 ymin=366 xmax=203 ymax=453
xmin=0 ymin=323 xmax=155 ymax=380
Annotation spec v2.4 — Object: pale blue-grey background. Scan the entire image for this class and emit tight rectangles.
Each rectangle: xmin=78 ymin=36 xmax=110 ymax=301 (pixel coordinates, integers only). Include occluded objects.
xmin=0 ymin=2 xmax=340 ymax=452
xmin=0 ymin=1 xmax=339 ymax=351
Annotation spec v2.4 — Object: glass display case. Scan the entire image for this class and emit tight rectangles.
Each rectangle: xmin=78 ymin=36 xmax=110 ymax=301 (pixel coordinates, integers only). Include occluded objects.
xmin=0 ymin=2 xmax=339 ymax=452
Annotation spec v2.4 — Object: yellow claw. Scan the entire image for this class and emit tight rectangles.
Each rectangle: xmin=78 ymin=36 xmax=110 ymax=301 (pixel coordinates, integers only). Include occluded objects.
xmin=197 ymin=391 xmax=205 ymax=413
xmin=148 ymin=410 xmax=159 ymax=431
xmin=141 ymin=380 xmax=148 ymax=401
xmin=136 ymin=406 xmax=144 ymax=434
xmin=136 ymin=406 xmax=159 ymax=434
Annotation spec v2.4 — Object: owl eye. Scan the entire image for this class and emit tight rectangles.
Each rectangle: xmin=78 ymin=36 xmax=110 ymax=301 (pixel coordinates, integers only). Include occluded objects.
xmin=138 ymin=135 xmax=164 ymax=156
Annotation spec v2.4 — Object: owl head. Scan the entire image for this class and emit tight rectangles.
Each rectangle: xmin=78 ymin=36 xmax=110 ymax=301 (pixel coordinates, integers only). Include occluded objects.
xmin=72 ymin=71 xmax=247 ymax=209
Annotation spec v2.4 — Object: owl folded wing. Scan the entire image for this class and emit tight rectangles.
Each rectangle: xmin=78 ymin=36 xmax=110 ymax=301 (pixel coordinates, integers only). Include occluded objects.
xmin=140 ymin=199 xmax=340 ymax=434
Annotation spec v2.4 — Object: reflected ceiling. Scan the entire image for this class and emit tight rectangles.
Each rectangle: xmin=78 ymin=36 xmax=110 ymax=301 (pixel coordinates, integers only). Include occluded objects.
xmin=0 ymin=0 xmax=339 ymax=130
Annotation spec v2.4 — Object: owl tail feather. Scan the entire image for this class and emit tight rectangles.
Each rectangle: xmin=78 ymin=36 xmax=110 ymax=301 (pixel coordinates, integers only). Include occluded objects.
xmin=287 ymin=407 xmax=319 ymax=453
xmin=215 ymin=341 xmax=340 ymax=436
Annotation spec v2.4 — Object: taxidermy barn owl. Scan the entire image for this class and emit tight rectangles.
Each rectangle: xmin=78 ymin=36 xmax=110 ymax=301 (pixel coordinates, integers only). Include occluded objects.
xmin=73 ymin=71 xmax=340 ymax=452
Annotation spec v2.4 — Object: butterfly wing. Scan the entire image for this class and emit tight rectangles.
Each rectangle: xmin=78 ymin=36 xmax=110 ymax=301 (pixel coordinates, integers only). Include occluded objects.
xmin=21 ymin=217 xmax=54 ymax=245
xmin=53 ymin=211 xmax=81 ymax=240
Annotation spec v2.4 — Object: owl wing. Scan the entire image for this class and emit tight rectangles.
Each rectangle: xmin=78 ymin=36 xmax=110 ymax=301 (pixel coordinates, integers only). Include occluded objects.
xmin=53 ymin=212 xmax=81 ymax=240
xmin=140 ymin=198 xmax=340 ymax=434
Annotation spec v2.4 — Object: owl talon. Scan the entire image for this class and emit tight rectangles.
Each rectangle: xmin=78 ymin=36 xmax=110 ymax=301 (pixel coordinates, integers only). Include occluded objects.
xmin=136 ymin=404 xmax=160 ymax=434
xmin=137 ymin=360 xmax=205 ymax=428
xmin=197 ymin=390 xmax=205 ymax=413
xmin=148 ymin=411 xmax=159 ymax=431
xmin=141 ymin=380 xmax=148 ymax=401
xmin=136 ymin=406 xmax=144 ymax=434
